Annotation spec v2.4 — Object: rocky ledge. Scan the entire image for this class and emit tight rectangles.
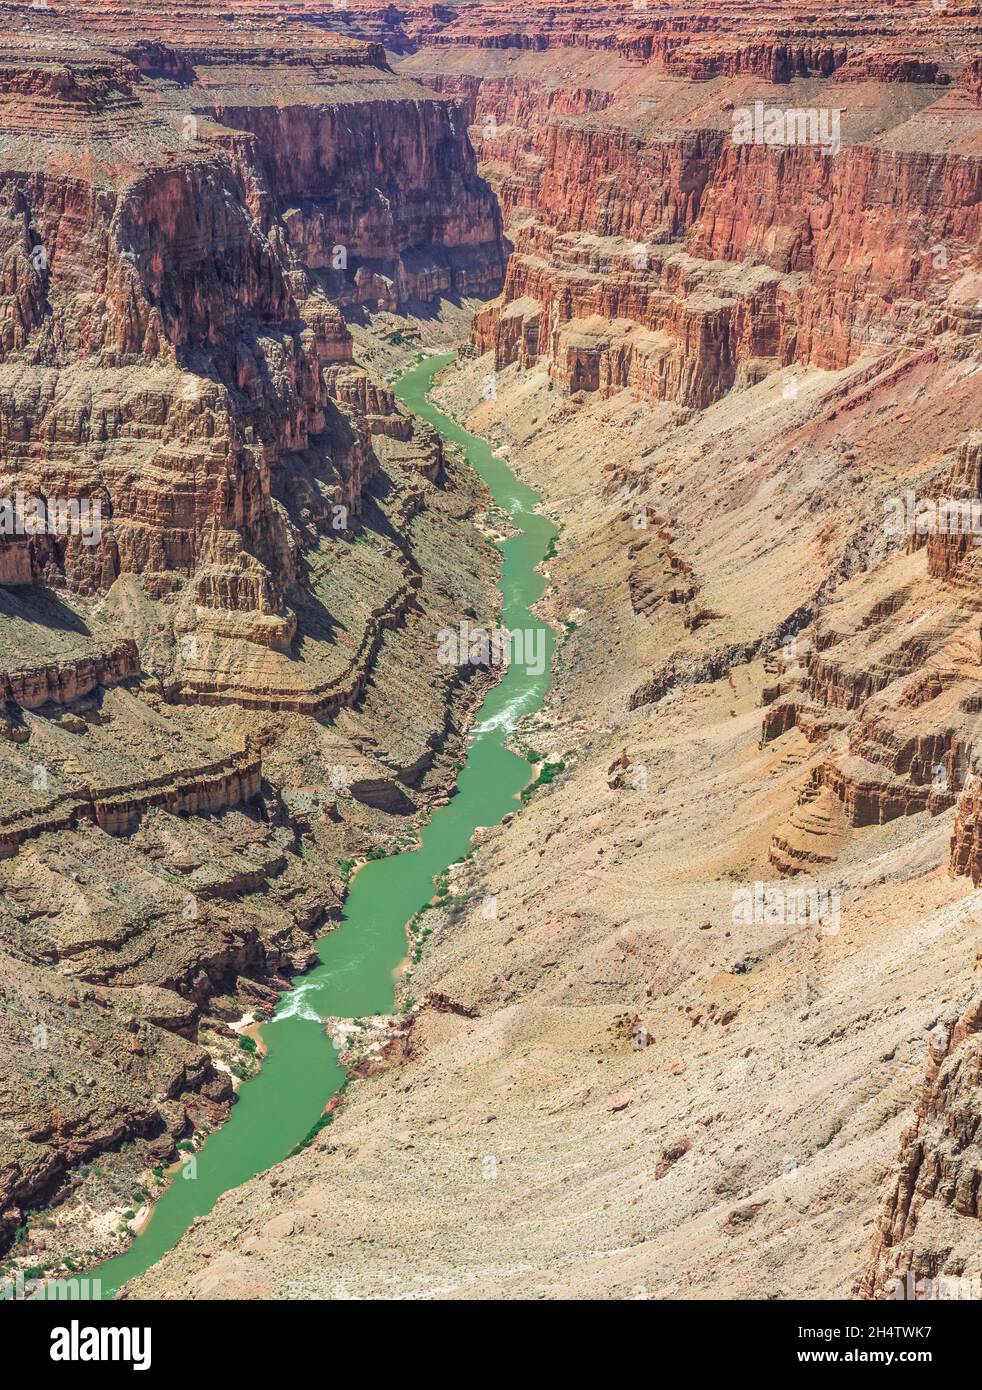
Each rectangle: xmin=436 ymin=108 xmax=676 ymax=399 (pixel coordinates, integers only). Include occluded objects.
xmin=0 ymin=1 xmax=505 ymax=1274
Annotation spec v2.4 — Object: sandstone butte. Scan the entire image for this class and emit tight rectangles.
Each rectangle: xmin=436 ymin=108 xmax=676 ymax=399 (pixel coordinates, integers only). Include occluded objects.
xmin=1 ymin=0 xmax=982 ymax=1309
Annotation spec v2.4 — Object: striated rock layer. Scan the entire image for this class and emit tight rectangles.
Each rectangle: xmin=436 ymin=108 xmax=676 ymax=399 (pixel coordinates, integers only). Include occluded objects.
xmin=0 ymin=2 xmax=506 ymax=1265
xmin=11 ymin=0 xmax=982 ymax=1303
xmin=862 ymin=997 xmax=982 ymax=1300
xmin=121 ymin=1 xmax=982 ymax=1304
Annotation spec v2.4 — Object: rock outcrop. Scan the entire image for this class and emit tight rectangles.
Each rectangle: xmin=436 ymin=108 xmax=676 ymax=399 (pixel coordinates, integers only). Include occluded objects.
xmin=12 ymin=0 xmax=982 ymax=1305
xmin=337 ymin=2 xmax=982 ymax=409
xmin=862 ymin=998 xmax=982 ymax=1300
xmin=0 ymin=3 xmax=506 ymax=1265
xmin=119 ymin=0 xmax=982 ymax=1305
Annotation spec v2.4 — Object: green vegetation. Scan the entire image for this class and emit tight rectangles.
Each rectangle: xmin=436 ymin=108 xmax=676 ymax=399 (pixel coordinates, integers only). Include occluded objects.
xmin=521 ymin=758 xmax=567 ymax=805
xmin=288 ymin=1112 xmax=333 ymax=1155
xmin=86 ymin=349 xmax=559 ymax=1299
xmin=288 ymin=1078 xmax=351 ymax=1156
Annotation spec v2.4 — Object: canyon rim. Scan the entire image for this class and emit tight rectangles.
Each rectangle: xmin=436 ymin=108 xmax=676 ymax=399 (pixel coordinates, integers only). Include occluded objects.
xmin=1 ymin=0 xmax=982 ymax=1343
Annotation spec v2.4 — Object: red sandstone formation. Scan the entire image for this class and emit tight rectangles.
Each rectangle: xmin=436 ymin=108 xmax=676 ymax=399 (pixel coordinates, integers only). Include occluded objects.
xmin=331 ymin=0 xmax=982 ymax=892
xmin=256 ymin=0 xmax=982 ymax=410
xmin=0 ymin=21 xmax=502 ymax=615
xmin=0 ymin=2 xmax=505 ymax=1252
xmin=0 ymin=639 xmax=139 ymax=710
xmin=325 ymin=0 xmax=982 ymax=1300
xmin=0 ymin=746 xmax=262 ymax=858
xmin=862 ymin=996 xmax=982 ymax=1299
xmin=7 ymin=0 xmax=982 ymax=1301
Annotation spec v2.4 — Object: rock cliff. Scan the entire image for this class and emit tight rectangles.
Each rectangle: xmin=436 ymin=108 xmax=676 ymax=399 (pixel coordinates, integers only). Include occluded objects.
xmin=0 ymin=3 xmax=506 ymax=1267
xmin=122 ymin=0 xmax=982 ymax=1304
xmin=9 ymin=0 xmax=982 ymax=1305
xmin=862 ymin=996 xmax=982 ymax=1300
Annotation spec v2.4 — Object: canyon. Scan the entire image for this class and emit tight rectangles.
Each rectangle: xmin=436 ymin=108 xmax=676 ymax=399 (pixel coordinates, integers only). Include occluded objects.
xmin=0 ymin=0 xmax=505 ymax=1269
xmin=3 ymin=0 xmax=982 ymax=1302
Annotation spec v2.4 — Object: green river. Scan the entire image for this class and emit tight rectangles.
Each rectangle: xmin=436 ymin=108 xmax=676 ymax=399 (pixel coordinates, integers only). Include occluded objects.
xmin=84 ymin=351 xmax=556 ymax=1299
